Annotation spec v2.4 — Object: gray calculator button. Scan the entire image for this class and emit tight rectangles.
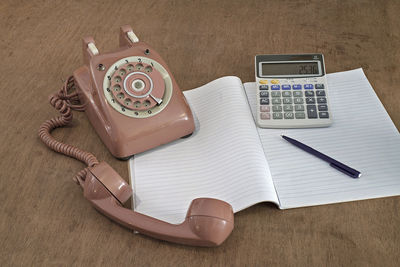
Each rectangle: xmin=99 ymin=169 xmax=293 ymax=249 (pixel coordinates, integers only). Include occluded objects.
xmin=259 ymin=85 xmax=269 ymax=90
xmin=294 ymin=98 xmax=304 ymax=104
xmin=319 ymin=111 xmax=329 ymax=118
xmin=317 ymin=97 xmax=327 ymax=104
xmin=260 ymin=91 xmax=269 ymax=97
xmin=271 ymin=91 xmax=281 ymax=97
xmin=307 ymin=105 xmax=318 ymax=118
xmin=318 ymin=104 xmax=328 ymax=111
xmin=295 ymin=112 xmax=306 ymax=119
xmin=305 ymin=91 xmax=315 ymax=97
xmin=283 ymin=105 xmax=293 ymax=111
xmin=284 ymin=112 xmax=294 ymax=119
xmin=272 ymin=105 xmax=282 ymax=112
xmin=293 ymin=91 xmax=303 ymax=97
xmin=306 ymin=97 xmax=315 ymax=104
xmin=283 ymin=98 xmax=292 ymax=104
xmin=272 ymin=98 xmax=282 ymax=104
xmin=273 ymin=113 xmax=283 ymax=119
xmin=295 ymin=104 xmax=305 ymax=111
xmin=282 ymin=91 xmax=292 ymax=97
xmin=316 ymin=90 xmax=326 ymax=96
xmin=260 ymin=98 xmax=269 ymax=105
xmin=315 ymin=84 xmax=325 ymax=89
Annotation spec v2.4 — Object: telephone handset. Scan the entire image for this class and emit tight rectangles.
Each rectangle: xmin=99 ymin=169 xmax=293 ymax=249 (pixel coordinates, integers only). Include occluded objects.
xmin=38 ymin=25 xmax=234 ymax=246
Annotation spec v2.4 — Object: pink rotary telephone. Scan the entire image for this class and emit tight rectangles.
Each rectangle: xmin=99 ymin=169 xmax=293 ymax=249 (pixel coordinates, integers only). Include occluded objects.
xmin=38 ymin=25 xmax=234 ymax=246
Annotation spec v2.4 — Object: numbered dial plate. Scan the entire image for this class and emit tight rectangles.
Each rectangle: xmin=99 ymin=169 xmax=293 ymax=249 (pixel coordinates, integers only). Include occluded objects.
xmin=103 ymin=56 xmax=173 ymax=118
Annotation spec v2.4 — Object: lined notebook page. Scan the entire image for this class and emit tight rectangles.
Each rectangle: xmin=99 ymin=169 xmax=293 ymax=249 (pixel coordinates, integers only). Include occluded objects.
xmin=130 ymin=76 xmax=278 ymax=224
xmin=244 ymin=68 xmax=400 ymax=209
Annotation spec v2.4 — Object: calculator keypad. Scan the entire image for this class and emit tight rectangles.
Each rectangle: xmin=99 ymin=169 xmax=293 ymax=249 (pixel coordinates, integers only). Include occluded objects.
xmin=257 ymin=79 xmax=331 ymax=127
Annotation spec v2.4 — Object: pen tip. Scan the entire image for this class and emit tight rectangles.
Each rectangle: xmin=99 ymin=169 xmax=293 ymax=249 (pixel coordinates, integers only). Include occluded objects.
xmin=280 ymin=134 xmax=284 ymax=137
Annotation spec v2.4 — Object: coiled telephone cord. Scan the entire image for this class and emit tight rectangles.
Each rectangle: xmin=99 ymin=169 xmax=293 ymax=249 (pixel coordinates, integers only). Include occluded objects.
xmin=38 ymin=76 xmax=99 ymax=186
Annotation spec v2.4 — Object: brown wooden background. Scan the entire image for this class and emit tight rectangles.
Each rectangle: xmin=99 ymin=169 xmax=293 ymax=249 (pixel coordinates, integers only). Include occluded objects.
xmin=1 ymin=0 xmax=399 ymax=266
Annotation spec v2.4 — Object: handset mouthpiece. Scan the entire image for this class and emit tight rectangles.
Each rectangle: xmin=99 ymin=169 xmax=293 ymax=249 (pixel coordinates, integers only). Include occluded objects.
xmin=186 ymin=198 xmax=234 ymax=246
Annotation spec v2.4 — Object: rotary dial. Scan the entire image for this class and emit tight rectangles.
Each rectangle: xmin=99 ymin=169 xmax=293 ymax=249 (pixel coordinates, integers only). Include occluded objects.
xmin=103 ymin=56 xmax=173 ymax=118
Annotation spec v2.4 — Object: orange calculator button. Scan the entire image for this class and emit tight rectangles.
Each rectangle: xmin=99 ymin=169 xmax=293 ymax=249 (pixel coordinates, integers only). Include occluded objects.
xmin=271 ymin=80 xmax=280 ymax=84
xmin=259 ymin=80 xmax=268 ymax=84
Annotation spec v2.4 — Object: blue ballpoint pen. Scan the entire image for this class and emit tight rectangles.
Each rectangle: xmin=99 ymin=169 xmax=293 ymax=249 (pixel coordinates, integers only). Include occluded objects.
xmin=281 ymin=135 xmax=362 ymax=178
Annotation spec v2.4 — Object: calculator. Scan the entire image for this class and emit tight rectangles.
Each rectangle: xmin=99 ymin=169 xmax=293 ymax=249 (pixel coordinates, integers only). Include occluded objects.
xmin=255 ymin=54 xmax=332 ymax=128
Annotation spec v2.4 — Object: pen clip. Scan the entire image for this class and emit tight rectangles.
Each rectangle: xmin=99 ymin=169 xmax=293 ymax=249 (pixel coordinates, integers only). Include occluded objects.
xmin=329 ymin=162 xmax=361 ymax=178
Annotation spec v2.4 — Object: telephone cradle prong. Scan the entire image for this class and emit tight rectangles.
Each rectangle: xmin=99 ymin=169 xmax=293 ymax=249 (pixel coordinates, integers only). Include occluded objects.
xmin=87 ymin=42 xmax=99 ymax=55
xmin=127 ymin=30 xmax=139 ymax=43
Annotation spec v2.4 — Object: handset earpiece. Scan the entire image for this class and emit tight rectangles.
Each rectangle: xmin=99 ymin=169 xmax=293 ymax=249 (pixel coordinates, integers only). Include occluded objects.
xmin=83 ymin=162 xmax=234 ymax=246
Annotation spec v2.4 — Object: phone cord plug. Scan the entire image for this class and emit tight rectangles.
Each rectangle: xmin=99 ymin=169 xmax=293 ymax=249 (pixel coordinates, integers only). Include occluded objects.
xmin=38 ymin=76 xmax=99 ymax=187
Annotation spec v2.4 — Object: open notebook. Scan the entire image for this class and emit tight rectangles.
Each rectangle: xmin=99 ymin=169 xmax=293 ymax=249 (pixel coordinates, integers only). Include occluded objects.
xmin=129 ymin=69 xmax=400 ymax=224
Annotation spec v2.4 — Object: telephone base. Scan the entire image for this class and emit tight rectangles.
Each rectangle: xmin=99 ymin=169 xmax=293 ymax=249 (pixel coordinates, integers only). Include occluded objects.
xmin=115 ymin=131 xmax=194 ymax=160
xmin=73 ymin=58 xmax=195 ymax=159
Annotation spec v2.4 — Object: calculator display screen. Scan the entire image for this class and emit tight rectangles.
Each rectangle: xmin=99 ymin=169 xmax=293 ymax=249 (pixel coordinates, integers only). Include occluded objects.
xmin=261 ymin=62 xmax=319 ymax=76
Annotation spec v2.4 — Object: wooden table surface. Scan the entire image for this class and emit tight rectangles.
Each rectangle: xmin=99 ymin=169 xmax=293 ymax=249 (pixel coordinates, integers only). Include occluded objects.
xmin=1 ymin=0 xmax=399 ymax=266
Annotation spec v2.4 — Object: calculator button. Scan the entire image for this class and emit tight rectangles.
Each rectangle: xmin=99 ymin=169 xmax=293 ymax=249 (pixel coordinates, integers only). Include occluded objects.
xmin=319 ymin=112 xmax=329 ymax=118
xmin=304 ymin=84 xmax=314 ymax=89
xmin=282 ymin=91 xmax=292 ymax=97
xmin=273 ymin=113 xmax=283 ymax=119
xmin=283 ymin=105 xmax=293 ymax=111
xmin=305 ymin=91 xmax=315 ymax=97
xmin=260 ymin=113 xmax=271 ymax=120
xmin=295 ymin=112 xmax=306 ymax=119
xmin=306 ymin=97 xmax=316 ymax=104
xmin=294 ymin=98 xmax=304 ymax=104
xmin=318 ymin=104 xmax=328 ymax=111
xmin=315 ymin=83 xmax=325 ymax=89
xmin=271 ymin=85 xmax=280 ymax=90
xmin=293 ymin=84 xmax=302 ymax=90
xmin=316 ymin=90 xmax=325 ymax=96
xmin=260 ymin=80 xmax=268 ymax=84
xmin=295 ymin=104 xmax=305 ymax=111
xmin=284 ymin=112 xmax=294 ymax=119
xmin=307 ymin=105 xmax=318 ymax=118
xmin=272 ymin=105 xmax=282 ymax=112
xmin=271 ymin=91 xmax=281 ymax=97
xmin=271 ymin=80 xmax=280 ymax=84
xmin=283 ymin=98 xmax=292 ymax=104
xmin=272 ymin=98 xmax=281 ymax=104
xmin=260 ymin=98 xmax=269 ymax=105
xmin=260 ymin=91 xmax=269 ymax=97
xmin=259 ymin=85 xmax=269 ymax=90
xmin=282 ymin=85 xmax=291 ymax=90
xmin=317 ymin=97 xmax=327 ymax=104
xmin=293 ymin=91 xmax=303 ymax=97
xmin=260 ymin=106 xmax=270 ymax=112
